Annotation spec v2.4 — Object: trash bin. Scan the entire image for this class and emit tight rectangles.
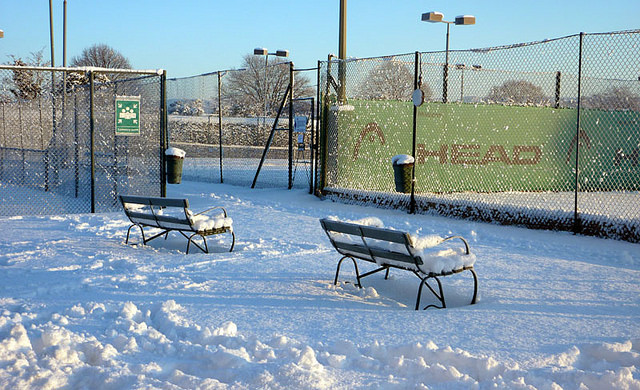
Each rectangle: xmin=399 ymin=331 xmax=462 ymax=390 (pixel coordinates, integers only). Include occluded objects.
xmin=391 ymin=154 xmax=415 ymax=193
xmin=165 ymin=147 xmax=186 ymax=184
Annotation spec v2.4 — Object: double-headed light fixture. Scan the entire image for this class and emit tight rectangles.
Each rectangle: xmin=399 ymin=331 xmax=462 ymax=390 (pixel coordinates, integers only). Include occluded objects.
xmin=421 ymin=12 xmax=475 ymax=103
xmin=253 ymin=48 xmax=289 ymax=121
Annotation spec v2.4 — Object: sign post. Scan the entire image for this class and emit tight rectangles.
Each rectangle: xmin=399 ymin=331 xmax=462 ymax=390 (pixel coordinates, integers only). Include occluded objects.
xmin=115 ymin=96 xmax=140 ymax=136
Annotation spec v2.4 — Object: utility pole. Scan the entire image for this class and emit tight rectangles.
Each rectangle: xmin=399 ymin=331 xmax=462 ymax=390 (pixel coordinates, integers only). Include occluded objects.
xmin=338 ymin=0 xmax=347 ymax=103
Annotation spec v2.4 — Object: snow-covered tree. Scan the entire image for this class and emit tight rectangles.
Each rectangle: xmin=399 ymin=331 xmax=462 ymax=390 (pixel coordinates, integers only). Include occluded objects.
xmin=357 ymin=60 xmax=432 ymax=101
xmin=224 ymin=54 xmax=314 ymax=117
xmin=6 ymin=50 xmax=50 ymax=101
xmin=486 ymin=80 xmax=548 ymax=106
xmin=169 ymin=99 xmax=205 ymax=116
xmin=583 ymin=86 xmax=640 ymax=111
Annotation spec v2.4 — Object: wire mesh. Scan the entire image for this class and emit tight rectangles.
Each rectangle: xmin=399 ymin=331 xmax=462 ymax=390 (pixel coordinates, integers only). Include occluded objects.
xmin=319 ymin=53 xmax=416 ymax=209
xmin=318 ymin=30 xmax=640 ymax=242
xmin=167 ymin=61 xmax=317 ymax=190
xmin=0 ymin=66 xmax=163 ymax=216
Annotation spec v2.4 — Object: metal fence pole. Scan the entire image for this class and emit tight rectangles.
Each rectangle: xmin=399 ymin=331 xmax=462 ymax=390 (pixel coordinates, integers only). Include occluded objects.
xmin=160 ymin=70 xmax=168 ymax=197
xmin=410 ymin=51 xmax=419 ymax=214
xmin=554 ymin=71 xmax=561 ymax=109
xmin=74 ymin=92 xmax=79 ymax=198
xmin=217 ymin=71 xmax=224 ymax=183
xmin=309 ymin=96 xmax=315 ymax=194
xmin=288 ymin=62 xmax=294 ymax=189
xmin=89 ymin=70 xmax=96 ymax=213
xmin=573 ymin=33 xmax=585 ymax=234
xmin=0 ymin=104 xmax=4 ymax=181
xmin=314 ymin=60 xmax=321 ymax=195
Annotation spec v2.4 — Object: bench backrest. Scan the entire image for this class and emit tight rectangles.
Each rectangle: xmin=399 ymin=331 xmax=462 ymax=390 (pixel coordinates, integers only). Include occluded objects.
xmin=119 ymin=195 xmax=195 ymax=231
xmin=320 ymin=218 xmax=423 ymax=269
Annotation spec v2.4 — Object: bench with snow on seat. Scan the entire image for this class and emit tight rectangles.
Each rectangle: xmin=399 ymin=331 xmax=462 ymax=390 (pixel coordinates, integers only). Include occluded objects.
xmin=320 ymin=217 xmax=478 ymax=310
xmin=119 ymin=195 xmax=235 ymax=254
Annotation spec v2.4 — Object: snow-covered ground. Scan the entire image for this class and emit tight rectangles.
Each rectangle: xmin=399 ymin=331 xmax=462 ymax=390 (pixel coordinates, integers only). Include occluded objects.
xmin=0 ymin=181 xmax=638 ymax=389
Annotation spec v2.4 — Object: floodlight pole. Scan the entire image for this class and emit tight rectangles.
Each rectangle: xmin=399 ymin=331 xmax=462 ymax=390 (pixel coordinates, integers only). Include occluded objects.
xmin=338 ymin=0 xmax=347 ymax=104
xmin=444 ymin=22 xmax=451 ymax=103
xmin=422 ymin=12 xmax=475 ymax=103
xmin=254 ymin=48 xmax=289 ymax=129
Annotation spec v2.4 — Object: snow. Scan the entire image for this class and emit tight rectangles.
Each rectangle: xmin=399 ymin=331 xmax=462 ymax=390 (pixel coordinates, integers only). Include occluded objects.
xmin=391 ymin=154 xmax=415 ymax=165
xmin=186 ymin=209 xmax=233 ymax=232
xmin=0 ymin=180 xmax=639 ymax=389
xmin=165 ymin=147 xmax=186 ymax=158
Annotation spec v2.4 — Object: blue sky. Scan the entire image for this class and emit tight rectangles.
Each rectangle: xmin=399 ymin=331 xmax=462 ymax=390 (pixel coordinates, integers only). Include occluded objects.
xmin=1 ymin=1 xmax=638 ymax=78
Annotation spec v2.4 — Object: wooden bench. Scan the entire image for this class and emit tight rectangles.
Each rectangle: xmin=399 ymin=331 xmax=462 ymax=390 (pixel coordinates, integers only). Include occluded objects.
xmin=320 ymin=218 xmax=478 ymax=310
xmin=119 ymin=195 xmax=235 ymax=254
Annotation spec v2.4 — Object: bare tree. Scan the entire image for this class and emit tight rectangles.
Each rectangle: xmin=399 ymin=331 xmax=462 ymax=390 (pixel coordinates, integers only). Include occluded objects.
xmin=583 ymin=86 xmax=640 ymax=111
xmin=6 ymin=50 xmax=50 ymax=101
xmin=486 ymin=80 xmax=548 ymax=106
xmin=356 ymin=60 xmax=433 ymax=102
xmin=224 ymin=54 xmax=314 ymax=117
xmin=69 ymin=44 xmax=132 ymax=84
xmin=70 ymin=44 xmax=132 ymax=69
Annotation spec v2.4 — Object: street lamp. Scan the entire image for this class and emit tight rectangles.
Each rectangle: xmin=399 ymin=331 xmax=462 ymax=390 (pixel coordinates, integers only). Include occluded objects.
xmin=253 ymin=48 xmax=289 ymax=126
xmin=455 ymin=64 xmax=482 ymax=102
xmin=422 ymin=12 xmax=475 ymax=103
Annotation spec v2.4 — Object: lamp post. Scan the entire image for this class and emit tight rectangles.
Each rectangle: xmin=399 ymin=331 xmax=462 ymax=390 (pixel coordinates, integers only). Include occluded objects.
xmin=455 ymin=63 xmax=482 ymax=102
xmin=253 ymin=48 xmax=289 ymax=127
xmin=421 ymin=12 xmax=475 ymax=103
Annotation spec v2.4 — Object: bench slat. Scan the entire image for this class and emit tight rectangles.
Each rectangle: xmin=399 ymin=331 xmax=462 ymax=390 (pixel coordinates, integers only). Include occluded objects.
xmin=120 ymin=195 xmax=188 ymax=208
xmin=333 ymin=241 xmax=373 ymax=259
xmin=360 ymin=225 xmax=409 ymax=244
xmin=126 ymin=211 xmax=190 ymax=226
xmin=369 ymin=247 xmax=420 ymax=265
xmin=320 ymin=219 xmax=362 ymax=236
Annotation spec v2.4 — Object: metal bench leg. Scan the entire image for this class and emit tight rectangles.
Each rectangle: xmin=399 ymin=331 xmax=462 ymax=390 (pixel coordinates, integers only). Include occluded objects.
xmin=186 ymin=233 xmax=208 ymax=254
xmin=125 ymin=224 xmax=146 ymax=245
xmin=469 ymin=268 xmax=479 ymax=305
xmin=335 ymin=256 xmax=362 ymax=288
xmin=229 ymin=232 xmax=236 ymax=252
xmin=125 ymin=224 xmax=135 ymax=244
xmin=415 ymin=275 xmax=445 ymax=310
xmin=202 ymin=236 xmax=209 ymax=253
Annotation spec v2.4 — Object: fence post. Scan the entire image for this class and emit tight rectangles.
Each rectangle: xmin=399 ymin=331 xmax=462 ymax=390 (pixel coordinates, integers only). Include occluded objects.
xmin=217 ymin=71 xmax=224 ymax=183
xmin=319 ymin=55 xmax=334 ymax=194
xmin=160 ymin=70 xmax=167 ymax=197
xmin=74 ymin=92 xmax=79 ymax=198
xmin=288 ymin=62 xmax=294 ymax=189
xmin=0 ymin=104 xmax=4 ymax=181
xmin=555 ymin=71 xmax=561 ymax=109
xmin=314 ymin=60 xmax=322 ymax=195
xmin=89 ymin=70 xmax=96 ymax=213
xmin=410 ymin=51 xmax=419 ymax=214
xmin=573 ymin=33 xmax=585 ymax=235
xmin=309 ymin=96 xmax=315 ymax=195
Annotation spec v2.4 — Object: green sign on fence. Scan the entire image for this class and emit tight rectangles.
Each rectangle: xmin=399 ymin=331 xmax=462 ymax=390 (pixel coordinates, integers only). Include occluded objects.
xmin=115 ymin=96 xmax=141 ymax=136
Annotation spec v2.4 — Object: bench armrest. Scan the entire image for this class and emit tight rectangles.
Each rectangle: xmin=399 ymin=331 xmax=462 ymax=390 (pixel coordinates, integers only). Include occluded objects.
xmin=438 ymin=236 xmax=470 ymax=255
xmin=193 ymin=206 xmax=228 ymax=218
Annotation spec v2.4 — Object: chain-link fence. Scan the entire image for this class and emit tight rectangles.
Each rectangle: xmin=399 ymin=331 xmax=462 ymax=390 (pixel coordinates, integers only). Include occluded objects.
xmin=318 ymin=30 xmax=640 ymax=242
xmin=0 ymin=65 xmax=165 ymax=216
xmin=167 ymin=61 xmax=317 ymax=191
